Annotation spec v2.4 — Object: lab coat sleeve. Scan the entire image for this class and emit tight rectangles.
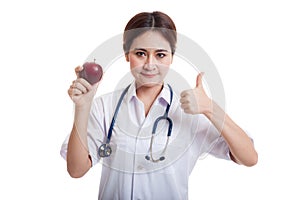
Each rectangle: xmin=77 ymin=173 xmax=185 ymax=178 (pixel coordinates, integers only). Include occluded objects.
xmin=60 ymin=134 xmax=69 ymax=160
xmin=193 ymin=115 xmax=231 ymax=161
xmin=206 ymin=125 xmax=254 ymax=161
xmin=208 ymin=135 xmax=231 ymax=160
xmin=87 ymin=98 xmax=107 ymax=166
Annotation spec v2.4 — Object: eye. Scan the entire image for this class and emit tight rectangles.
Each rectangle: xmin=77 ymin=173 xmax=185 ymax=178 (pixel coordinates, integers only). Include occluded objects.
xmin=135 ymin=51 xmax=146 ymax=57
xmin=156 ymin=53 xmax=166 ymax=58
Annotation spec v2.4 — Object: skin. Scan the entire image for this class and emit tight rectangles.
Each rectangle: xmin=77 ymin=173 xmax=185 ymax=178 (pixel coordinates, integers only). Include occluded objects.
xmin=66 ymin=30 xmax=257 ymax=178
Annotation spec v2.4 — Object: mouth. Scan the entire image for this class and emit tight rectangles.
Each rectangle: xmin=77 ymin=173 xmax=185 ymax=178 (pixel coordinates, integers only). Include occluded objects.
xmin=140 ymin=72 xmax=158 ymax=78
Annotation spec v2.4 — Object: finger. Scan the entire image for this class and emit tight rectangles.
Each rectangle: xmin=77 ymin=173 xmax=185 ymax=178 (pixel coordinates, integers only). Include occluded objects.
xmin=180 ymin=96 xmax=189 ymax=104
xmin=185 ymin=108 xmax=193 ymax=114
xmin=181 ymin=106 xmax=192 ymax=114
xmin=76 ymin=78 xmax=93 ymax=91
xmin=195 ymin=72 xmax=204 ymax=89
xmin=180 ymin=102 xmax=189 ymax=110
xmin=75 ymin=66 xmax=83 ymax=78
xmin=72 ymin=81 xmax=88 ymax=94
xmin=68 ymin=87 xmax=72 ymax=97
xmin=68 ymin=87 xmax=83 ymax=97
xmin=180 ymin=90 xmax=189 ymax=98
xmin=72 ymin=88 xmax=84 ymax=95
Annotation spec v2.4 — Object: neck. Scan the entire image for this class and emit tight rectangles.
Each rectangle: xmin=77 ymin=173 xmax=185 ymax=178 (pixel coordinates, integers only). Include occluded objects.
xmin=136 ymin=83 xmax=163 ymax=116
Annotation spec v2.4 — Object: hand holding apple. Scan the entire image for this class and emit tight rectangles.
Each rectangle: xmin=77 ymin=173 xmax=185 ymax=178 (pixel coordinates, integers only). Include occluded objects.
xmin=79 ymin=60 xmax=103 ymax=85
xmin=68 ymin=64 xmax=101 ymax=107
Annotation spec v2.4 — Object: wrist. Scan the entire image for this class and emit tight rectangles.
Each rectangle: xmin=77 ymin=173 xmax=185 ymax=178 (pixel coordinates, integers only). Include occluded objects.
xmin=75 ymin=102 xmax=92 ymax=112
xmin=203 ymin=105 xmax=213 ymax=120
xmin=203 ymin=101 xmax=227 ymax=133
xmin=202 ymin=99 xmax=214 ymax=119
xmin=74 ymin=103 xmax=92 ymax=123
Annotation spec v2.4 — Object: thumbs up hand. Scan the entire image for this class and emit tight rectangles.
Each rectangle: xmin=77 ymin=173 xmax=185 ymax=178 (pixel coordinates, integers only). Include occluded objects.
xmin=180 ymin=73 xmax=212 ymax=115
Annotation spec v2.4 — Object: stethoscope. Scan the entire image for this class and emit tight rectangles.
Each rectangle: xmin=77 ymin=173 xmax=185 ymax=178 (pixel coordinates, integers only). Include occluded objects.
xmin=98 ymin=84 xmax=173 ymax=163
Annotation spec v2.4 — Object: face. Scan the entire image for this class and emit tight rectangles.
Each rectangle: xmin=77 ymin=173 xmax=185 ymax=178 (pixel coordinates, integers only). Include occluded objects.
xmin=126 ymin=31 xmax=173 ymax=88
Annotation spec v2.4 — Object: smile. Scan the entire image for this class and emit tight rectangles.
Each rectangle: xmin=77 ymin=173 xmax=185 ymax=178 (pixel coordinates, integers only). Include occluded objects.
xmin=141 ymin=73 xmax=158 ymax=78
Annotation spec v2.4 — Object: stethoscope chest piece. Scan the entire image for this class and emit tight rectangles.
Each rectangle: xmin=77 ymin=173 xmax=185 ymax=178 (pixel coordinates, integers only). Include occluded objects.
xmin=98 ymin=143 xmax=112 ymax=157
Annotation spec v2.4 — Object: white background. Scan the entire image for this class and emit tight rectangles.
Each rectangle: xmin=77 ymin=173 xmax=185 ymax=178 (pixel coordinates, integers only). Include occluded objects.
xmin=0 ymin=0 xmax=299 ymax=199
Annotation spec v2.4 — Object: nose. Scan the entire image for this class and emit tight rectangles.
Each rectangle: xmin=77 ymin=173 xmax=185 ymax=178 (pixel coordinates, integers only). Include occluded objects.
xmin=146 ymin=54 xmax=155 ymax=64
xmin=144 ymin=54 xmax=156 ymax=70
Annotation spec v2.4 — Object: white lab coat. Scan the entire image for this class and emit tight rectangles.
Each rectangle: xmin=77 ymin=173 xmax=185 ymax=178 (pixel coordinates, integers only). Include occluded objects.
xmin=61 ymin=83 xmax=231 ymax=200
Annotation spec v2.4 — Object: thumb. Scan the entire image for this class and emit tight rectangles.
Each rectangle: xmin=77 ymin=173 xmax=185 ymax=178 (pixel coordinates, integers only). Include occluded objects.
xmin=75 ymin=65 xmax=84 ymax=78
xmin=195 ymin=72 xmax=204 ymax=88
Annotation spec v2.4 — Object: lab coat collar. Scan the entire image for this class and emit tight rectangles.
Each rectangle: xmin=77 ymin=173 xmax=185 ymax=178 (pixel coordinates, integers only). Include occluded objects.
xmin=125 ymin=82 xmax=172 ymax=106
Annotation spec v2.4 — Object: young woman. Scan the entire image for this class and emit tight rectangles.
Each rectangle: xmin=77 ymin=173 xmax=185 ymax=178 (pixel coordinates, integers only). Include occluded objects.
xmin=61 ymin=11 xmax=258 ymax=200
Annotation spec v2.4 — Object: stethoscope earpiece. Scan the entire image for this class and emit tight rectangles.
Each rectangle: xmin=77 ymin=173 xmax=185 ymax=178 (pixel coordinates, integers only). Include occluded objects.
xmin=159 ymin=156 xmax=165 ymax=161
xmin=145 ymin=155 xmax=165 ymax=162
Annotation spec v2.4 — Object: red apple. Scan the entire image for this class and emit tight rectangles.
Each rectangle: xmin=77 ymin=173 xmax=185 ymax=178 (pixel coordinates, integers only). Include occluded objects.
xmin=79 ymin=61 xmax=103 ymax=85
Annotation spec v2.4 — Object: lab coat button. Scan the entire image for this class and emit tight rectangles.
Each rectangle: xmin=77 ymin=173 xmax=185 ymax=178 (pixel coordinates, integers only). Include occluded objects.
xmin=137 ymin=165 xmax=144 ymax=171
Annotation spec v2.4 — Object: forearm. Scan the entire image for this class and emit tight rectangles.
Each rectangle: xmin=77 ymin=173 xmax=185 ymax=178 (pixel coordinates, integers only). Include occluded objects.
xmin=67 ymin=104 xmax=92 ymax=178
xmin=204 ymin=101 xmax=258 ymax=166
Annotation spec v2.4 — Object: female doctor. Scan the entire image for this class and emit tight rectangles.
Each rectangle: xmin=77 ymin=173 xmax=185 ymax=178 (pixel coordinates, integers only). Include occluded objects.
xmin=61 ymin=11 xmax=258 ymax=200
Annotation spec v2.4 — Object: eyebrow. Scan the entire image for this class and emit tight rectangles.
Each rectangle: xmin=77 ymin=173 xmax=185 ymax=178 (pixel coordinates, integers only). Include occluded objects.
xmin=133 ymin=48 xmax=170 ymax=52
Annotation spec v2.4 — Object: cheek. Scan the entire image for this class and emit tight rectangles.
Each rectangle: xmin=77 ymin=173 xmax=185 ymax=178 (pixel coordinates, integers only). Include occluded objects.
xmin=166 ymin=56 xmax=173 ymax=65
xmin=159 ymin=58 xmax=172 ymax=69
xmin=129 ymin=58 xmax=142 ymax=78
xmin=158 ymin=64 xmax=170 ymax=76
xmin=129 ymin=57 xmax=143 ymax=70
xmin=159 ymin=55 xmax=173 ymax=66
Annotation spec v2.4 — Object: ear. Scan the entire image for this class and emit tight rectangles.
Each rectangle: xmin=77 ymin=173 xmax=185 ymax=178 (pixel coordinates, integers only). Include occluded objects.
xmin=125 ymin=54 xmax=129 ymax=62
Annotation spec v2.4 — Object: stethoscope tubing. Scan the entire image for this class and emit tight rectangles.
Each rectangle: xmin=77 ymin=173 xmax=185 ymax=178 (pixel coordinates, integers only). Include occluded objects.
xmin=106 ymin=85 xmax=131 ymax=144
xmin=99 ymin=83 xmax=173 ymax=161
